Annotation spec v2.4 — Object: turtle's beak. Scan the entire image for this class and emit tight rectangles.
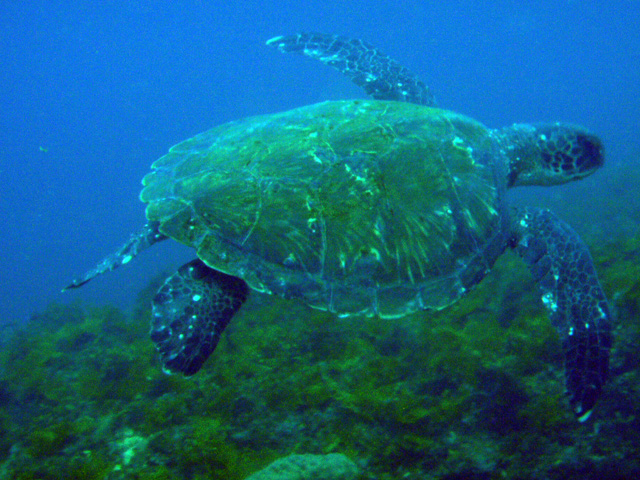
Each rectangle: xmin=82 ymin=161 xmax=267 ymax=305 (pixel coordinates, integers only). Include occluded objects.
xmin=574 ymin=132 xmax=604 ymax=172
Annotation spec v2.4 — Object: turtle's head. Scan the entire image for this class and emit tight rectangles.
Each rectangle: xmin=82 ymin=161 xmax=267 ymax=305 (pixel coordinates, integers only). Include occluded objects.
xmin=498 ymin=123 xmax=604 ymax=187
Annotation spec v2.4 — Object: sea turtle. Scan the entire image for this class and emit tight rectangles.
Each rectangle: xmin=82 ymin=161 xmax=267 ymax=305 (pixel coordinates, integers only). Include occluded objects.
xmin=65 ymin=33 xmax=612 ymax=421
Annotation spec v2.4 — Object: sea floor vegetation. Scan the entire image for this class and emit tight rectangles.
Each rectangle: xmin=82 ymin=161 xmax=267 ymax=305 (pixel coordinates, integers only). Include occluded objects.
xmin=1 ymin=226 xmax=639 ymax=479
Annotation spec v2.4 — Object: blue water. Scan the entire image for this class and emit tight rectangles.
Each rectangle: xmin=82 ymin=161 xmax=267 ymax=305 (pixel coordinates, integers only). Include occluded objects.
xmin=1 ymin=1 xmax=639 ymax=325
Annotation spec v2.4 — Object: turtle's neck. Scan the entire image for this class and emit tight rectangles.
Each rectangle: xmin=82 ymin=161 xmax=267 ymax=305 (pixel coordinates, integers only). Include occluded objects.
xmin=494 ymin=124 xmax=542 ymax=188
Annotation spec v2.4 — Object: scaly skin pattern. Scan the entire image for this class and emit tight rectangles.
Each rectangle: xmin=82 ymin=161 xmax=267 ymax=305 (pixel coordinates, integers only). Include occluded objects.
xmin=510 ymin=208 xmax=612 ymax=421
xmin=150 ymin=259 xmax=248 ymax=376
xmin=63 ymin=222 xmax=167 ymax=291
xmin=267 ymin=33 xmax=436 ymax=106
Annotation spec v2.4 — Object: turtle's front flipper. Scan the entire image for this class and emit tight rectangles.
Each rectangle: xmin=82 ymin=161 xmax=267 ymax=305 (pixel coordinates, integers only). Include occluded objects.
xmin=509 ymin=208 xmax=612 ymax=421
xmin=150 ymin=259 xmax=249 ymax=376
xmin=266 ymin=33 xmax=436 ymax=106
xmin=63 ymin=222 xmax=168 ymax=291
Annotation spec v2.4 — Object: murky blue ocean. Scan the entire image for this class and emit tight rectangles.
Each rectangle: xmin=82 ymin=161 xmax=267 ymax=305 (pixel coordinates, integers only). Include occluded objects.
xmin=0 ymin=1 xmax=638 ymax=478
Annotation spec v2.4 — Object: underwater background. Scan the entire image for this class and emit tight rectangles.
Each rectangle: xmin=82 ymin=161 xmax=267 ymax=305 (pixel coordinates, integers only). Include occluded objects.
xmin=1 ymin=1 xmax=639 ymax=478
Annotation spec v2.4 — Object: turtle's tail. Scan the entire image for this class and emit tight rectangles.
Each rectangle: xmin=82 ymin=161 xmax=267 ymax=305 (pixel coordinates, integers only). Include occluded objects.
xmin=63 ymin=222 xmax=168 ymax=291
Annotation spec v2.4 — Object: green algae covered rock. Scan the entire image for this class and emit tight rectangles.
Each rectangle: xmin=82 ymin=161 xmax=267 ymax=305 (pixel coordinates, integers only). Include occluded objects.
xmin=244 ymin=453 xmax=358 ymax=480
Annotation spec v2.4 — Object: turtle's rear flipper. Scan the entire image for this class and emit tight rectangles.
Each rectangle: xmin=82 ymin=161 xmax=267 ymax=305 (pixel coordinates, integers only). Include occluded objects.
xmin=63 ymin=222 xmax=167 ymax=291
xmin=150 ymin=259 xmax=249 ymax=376
xmin=510 ymin=208 xmax=612 ymax=421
